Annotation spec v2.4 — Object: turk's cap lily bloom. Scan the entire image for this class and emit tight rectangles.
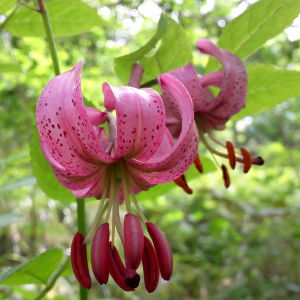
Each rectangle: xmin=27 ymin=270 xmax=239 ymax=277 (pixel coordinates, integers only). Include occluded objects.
xmin=36 ymin=61 xmax=198 ymax=198
xmin=158 ymin=39 xmax=263 ymax=190
xmin=36 ymin=61 xmax=198 ymax=291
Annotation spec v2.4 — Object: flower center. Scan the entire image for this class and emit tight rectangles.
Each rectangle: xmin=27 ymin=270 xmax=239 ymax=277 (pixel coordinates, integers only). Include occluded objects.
xmin=83 ymin=159 xmax=147 ymax=246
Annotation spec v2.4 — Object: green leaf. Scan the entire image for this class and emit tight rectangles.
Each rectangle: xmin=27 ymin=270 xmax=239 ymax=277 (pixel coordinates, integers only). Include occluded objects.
xmin=5 ymin=0 xmax=104 ymax=37
xmin=30 ymin=125 xmax=76 ymax=203
xmin=0 ymin=63 xmax=22 ymax=73
xmin=115 ymin=15 xmax=193 ymax=86
xmin=206 ymin=0 xmax=300 ymax=72
xmin=233 ymin=64 xmax=300 ymax=120
xmin=136 ymin=156 xmax=216 ymax=201
xmin=0 ymin=176 xmax=36 ymax=192
xmin=0 ymin=0 xmax=15 ymax=15
xmin=0 ymin=248 xmax=63 ymax=285
xmin=0 ymin=213 xmax=25 ymax=228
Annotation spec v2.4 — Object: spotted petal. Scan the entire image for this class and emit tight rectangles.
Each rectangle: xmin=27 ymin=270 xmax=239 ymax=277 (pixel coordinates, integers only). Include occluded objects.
xmin=102 ymin=83 xmax=165 ymax=161
xmin=196 ymin=39 xmax=248 ymax=119
xmin=36 ymin=61 xmax=115 ymax=179
xmin=127 ymin=74 xmax=199 ymax=184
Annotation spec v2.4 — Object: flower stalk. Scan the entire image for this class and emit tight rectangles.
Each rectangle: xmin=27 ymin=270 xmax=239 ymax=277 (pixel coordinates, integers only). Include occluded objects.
xmin=37 ymin=0 xmax=60 ymax=76
xmin=76 ymin=198 xmax=88 ymax=300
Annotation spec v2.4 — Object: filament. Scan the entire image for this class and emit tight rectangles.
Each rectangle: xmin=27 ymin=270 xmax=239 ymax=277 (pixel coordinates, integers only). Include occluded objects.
xmin=123 ymin=164 xmax=148 ymax=223
xmin=111 ymin=212 xmax=115 ymax=248
xmin=113 ymin=180 xmax=124 ymax=244
xmin=105 ymin=165 xmax=115 ymax=223
xmin=119 ymin=159 xmax=132 ymax=214
xmin=83 ymin=167 xmax=110 ymax=244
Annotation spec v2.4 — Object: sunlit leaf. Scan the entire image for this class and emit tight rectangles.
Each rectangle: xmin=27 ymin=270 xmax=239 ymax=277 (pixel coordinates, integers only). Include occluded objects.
xmin=233 ymin=64 xmax=300 ymax=119
xmin=0 ymin=213 xmax=25 ymax=228
xmin=206 ymin=0 xmax=300 ymax=72
xmin=0 ymin=63 xmax=22 ymax=73
xmin=30 ymin=126 xmax=76 ymax=203
xmin=0 ymin=0 xmax=15 ymax=15
xmin=0 ymin=248 xmax=63 ymax=285
xmin=5 ymin=0 xmax=104 ymax=37
xmin=0 ymin=176 xmax=36 ymax=192
xmin=115 ymin=15 xmax=192 ymax=86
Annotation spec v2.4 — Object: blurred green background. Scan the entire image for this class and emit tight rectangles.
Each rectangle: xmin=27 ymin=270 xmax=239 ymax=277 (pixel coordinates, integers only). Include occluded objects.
xmin=1 ymin=0 xmax=300 ymax=299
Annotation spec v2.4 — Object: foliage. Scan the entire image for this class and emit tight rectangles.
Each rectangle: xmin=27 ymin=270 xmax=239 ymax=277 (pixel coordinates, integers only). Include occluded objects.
xmin=0 ymin=0 xmax=300 ymax=299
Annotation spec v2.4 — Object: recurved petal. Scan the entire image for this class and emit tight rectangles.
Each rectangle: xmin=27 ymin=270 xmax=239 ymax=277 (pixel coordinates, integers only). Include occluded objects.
xmin=36 ymin=61 xmax=115 ymax=177
xmin=127 ymin=74 xmax=198 ymax=182
xmin=102 ymin=83 xmax=165 ymax=161
xmin=124 ymin=214 xmax=144 ymax=270
xmin=168 ymin=62 xmax=206 ymax=113
xmin=71 ymin=168 xmax=108 ymax=199
xmin=196 ymin=39 xmax=248 ymax=119
xmin=91 ymin=223 xmax=110 ymax=285
xmin=142 ymin=236 xmax=159 ymax=293
xmin=85 ymin=108 xmax=108 ymax=126
xmin=127 ymin=122 xmax=199 ymax=185
xmin=71 ymin=231 xmax=92 ymax=289
xmin=146 ymin=222 xmax=173 ymax=281
xmin=40 ymin=140 xmax=105 ymax=195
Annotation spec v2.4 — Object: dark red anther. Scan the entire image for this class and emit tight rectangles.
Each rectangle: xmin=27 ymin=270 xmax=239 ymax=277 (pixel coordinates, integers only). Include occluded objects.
xmin=108 ymin=243 xmax=136 ymax=291
xmin=146 ymin=222 xmax=173 ymax=281
xmin=241 ymin=148 xmax=252 ymax=173
xmin=125 ymin=267 xmax=141 ymax=289
xmin=226 ymin=141 xmax=236 ymax=170
xmin=91 ymin=223 xmax=109 ymax=285
xmin=71 ymin=231 xmax=92 ymax=289
xmin=111 ymin=244 xmax=126 ymax=278
xmin=174 ymin=175 xmax=193 ymax=194
xmin=252 ymin=156 xmax=264 ymax=165
xmin=221 ymin=164 xmax=230 ymax=188
xmin=124 ymin=213 xmax=144 ymax=270
xmin=194 ymin=153 xmax=203 ymax=173
xmin=142 ymin=236 xmax=159 ymax=293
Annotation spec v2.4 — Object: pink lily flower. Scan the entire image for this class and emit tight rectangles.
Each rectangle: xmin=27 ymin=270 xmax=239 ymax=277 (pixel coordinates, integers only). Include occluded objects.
xmin=159 ymin=39 xmax=263 ymax=190
xmin=36 ymin=61 xmax=198 ymax=292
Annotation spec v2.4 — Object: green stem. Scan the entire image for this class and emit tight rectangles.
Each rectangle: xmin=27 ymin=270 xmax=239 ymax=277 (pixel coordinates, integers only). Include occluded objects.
xmin=140 ymin=78 xmax=157 ymax=88
xmin=37 ymin=0 xmax=60 ymax=76
xmin=33 ymin=257 xmax=70 ymax=300
xmin=19 ymin=1 xmax=37 ymax=11
xmin=0 ymin=2 xmax=22 ymax=31
xmin=77 ymin=198 xmax=88 ymax=300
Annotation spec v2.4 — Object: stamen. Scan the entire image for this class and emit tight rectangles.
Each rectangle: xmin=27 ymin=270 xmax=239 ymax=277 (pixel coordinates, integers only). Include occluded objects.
xmin=226 ymin=141 xmax=236 ymax=170
xmin=174 ymin=175 xmax=193 ymax=194
xmin=221 ymin=165 xmax=230 ymax=188
xmin=128 ymin=179 xmax=148 ymax=223
xmin=105 ymin=165 xmax=116 ymax=223
xmin=241 ymin=148 xmax=252 ymax=173
xmin=111 ymin=212 xmax=115 ymax=248
xmin=83 ymin=167 xmax=110 ymax=244
xmin=200 ymin=118 xmax=226 ymax=149
xmin=107 ymin=112 xmax=117 ymax=144
xmin=194 ymin=154 xmax=203 ymax=173
xmin=197 ymin=127 xmax=229 ymax=160
xmin=123 ymin=163 xmax=148 ymax=223
xmin=113 ymin=180 xmax=124 ymax=244
xmin=119 ymin=159 xmax=132 ymax=214
xmin=251 ymin=156 xmax=264 ymax=165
